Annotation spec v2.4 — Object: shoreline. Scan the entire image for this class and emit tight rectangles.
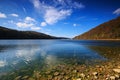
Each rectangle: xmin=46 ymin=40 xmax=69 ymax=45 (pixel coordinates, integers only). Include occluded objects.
xmin=73 ymin=39 xmax=120 ymax=41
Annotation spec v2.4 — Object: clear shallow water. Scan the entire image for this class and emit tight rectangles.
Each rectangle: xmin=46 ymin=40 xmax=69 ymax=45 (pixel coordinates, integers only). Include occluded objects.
xmin=0 ymin=40 xmax=120 ymax=75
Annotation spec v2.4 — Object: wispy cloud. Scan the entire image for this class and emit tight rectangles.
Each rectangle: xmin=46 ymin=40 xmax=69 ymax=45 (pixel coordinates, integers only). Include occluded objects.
xmin=8 ymin=20 xmax=14 ymax=24
xmin=10 ymin=13 xmax=19 ymax=17
xmin=44 ymin=8 xmax=71 ymax=25
xmin=22 ymin=7 xmax=27 ymax=14
xmin=73 ymin=23 xmax=77 ymax=27
xmin=30 ymin=0 xmax=84 ymax=26
xmin=113 ymin=8 xmax=120 ymax=15
xmin=40 ymin=22 xmax=47 ymax=27
xmin=25 ymin=16 xmax=35 ymax=22
xmin=53 ymin=0 xmax=85 ymax=9
xmin=73 ymin=23 xmax=81 ymax=27
xmin=0 ymin=12 xmax=7 ymax=18
xmin=31 ymin=0 xmax=40 ymax=9
xmin=31 ymin=27 xmax=41 ymax=30
xmin=64 ymin=22 xmax=69 ymax=24
xmin=72 ymin=2 xmax=85 ymax=9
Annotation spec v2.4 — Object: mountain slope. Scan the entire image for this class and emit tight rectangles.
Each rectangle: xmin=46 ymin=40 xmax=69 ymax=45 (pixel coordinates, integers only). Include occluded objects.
xmin=0 ymin=26 xmax=58 ymax=39
xmin=74 ymin=17 xmax=120 ymax=40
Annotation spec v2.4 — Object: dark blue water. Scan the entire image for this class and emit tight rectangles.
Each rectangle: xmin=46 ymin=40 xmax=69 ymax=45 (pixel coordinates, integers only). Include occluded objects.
xmin=0 ymin=40 xmax=120 ymax=74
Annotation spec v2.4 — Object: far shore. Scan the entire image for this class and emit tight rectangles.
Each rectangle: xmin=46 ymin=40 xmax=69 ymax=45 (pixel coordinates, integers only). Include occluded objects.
xmin=73 ymin=39 xmax=120 ymax=41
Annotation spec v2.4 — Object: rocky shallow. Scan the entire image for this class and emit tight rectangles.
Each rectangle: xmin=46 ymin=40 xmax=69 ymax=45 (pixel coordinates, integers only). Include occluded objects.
xmin=13 ymin=60 xmax=120 ymax=80
xmin=1 ymin=46 xmax=120 ymax=80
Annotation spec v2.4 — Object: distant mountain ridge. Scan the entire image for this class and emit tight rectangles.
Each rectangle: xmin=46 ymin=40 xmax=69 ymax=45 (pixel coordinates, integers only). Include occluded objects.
xmin=0 ymin=26 xmax=62 ymax=39
xmin=74 ymin=16 xmax=120 ymax=40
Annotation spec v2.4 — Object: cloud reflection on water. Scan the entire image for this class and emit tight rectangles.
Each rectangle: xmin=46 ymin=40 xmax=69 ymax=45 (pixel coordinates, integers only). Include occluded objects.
xmin=16 ymin=46 xmax=40 ymax=62
xmin=0 ymin=60 xmax=7 ymax=67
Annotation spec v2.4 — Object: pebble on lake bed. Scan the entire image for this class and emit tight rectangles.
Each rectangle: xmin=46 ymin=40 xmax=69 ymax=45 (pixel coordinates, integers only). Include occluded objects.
xmin=22 ymin=76 xmax=29 ymax=79
xmin=80 ymin=73 xmax=85 ymax=78
xmin=15 ymin=76 xmax=21 ymax=80
xmin=73 ymin=70 xmax=77 ymax=73
xmin=118 ymin=66 xmax=120 ymax=68
xmin=92 ymin=72 xmax=98 ymax=76
xmin=115 ymin=74 xmax=119 ymax=78
xmin=113 ymin=69 xmax=120 ymax=73
xmin=76 ymin=78 xmax=82 ymax=80
xmin=54 ymin=72 xmax=59 ymax=76
xmin=110 ymin=76 xmax=116 ymax=80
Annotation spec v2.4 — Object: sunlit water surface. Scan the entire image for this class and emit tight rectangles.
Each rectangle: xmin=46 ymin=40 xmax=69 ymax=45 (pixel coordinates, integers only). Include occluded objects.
xmin=0 ymin=40 xmax=120 ymax=75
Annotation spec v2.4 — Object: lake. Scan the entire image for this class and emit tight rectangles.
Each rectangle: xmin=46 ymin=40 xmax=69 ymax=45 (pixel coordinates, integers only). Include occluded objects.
xmin=0 ymin=40 xmax=120 ymax=79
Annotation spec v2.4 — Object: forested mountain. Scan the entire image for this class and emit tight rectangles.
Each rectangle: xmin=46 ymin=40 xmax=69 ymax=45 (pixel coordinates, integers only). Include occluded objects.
xmin=74 ymin=17 xmax=120 ymax=40
xmin=0 ymin=26 xmax=59 ymax=39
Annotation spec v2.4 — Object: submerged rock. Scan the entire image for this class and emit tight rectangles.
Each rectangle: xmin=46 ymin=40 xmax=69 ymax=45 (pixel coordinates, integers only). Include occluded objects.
xmin=110 ymin=76 xmax=116 ymax=80
xmin=28 ymin=78 xmax=35 ymax=80
xmin=65 ymin=75 xmax=71 ymax=79
xmin=48 ymin=75 xmax=53 ymax=79
xmin=73 ymin=70 xmax=77 ymax=73
xmin=118 ymin=66 xmax=120 ymax=68
xmin=14 ymin=76 xmax=21 ymax=80
xmin=76 ymin=78 xmax=82 ymax=80
xmin=45 ymin=71 xmax=51 ymax=74
xmin=94 ymin=76 xmax=98 ymax=79
xmin=60 ymin=72 xmax=65 ymax=75
xmin=92 ymin=72 xmax=98 ymax=76
xmin=80 ymin=73 xmax=85 ymax=78
xmin=115 ymin=74 xmax=119 ymax=78
xmin=22 ymin=76 xmax=29 ymax=79
xmin=54 ymin=72 xmax=59 ymax=76
xmin=113 ymin=69 xmax=120 ymax=73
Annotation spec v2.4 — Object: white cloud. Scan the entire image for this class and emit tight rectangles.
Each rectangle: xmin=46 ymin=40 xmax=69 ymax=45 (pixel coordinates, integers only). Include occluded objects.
xmin=30 ymin=0 xmax=84 ymax=26
xmin=113 ymin=8 xmax=120 ymax=15
xmin=16 ymin=22 xmax=34 ymax=28
xmin=57 ymin=0 xmax=63 ymax=2
xmin=31 ymin=0 xmax=40 ymax=9
xmin=44 ymin=7 xmax=71 ymax=25
xmin=31 ymin=27 xmax=41 ymax=30
xmin=23 ymin=7 xmax=27 ymax=14
xmin=10 ymin=13 xmax=19 ymax=17
xmin=54 ymin=0 xmax=85 ymax=9
xmin=16 ymin=16 xmax=41 ymax=31
xmin=25 ymin=16 xmax=35 ymax=22
xmin=73 ymin=2 xmax=85 ymax=9
xmin=73 ymin=23 xmax=77 ymax=27
xmin=8 ymin=20 xmax=14 ymax=24
xmin=40 ymin=22 xmax=47 ymax=27
xmin=0 ymin=12 xmax=7 ymax=18
xmin=16 ymin=16 xmax=37 ymax=28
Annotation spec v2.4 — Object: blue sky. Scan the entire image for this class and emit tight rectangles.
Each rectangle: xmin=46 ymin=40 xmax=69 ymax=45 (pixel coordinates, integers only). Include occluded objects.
xmin=0 ymin=0 xmax=120 ymax=38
